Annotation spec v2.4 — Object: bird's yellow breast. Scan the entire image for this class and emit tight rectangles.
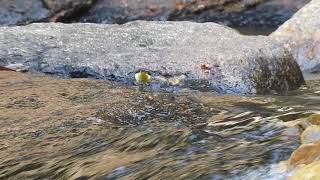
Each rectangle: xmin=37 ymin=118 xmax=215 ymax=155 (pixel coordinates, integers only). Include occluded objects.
xmin=135 ymin=71 xmax=151 ymax=83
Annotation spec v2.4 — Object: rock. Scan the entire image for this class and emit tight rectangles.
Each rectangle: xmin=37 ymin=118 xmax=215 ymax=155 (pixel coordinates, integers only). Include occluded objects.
xmin=80 ymin=0 xmax=177 ymax=23
xmin=289 ymin=142 xmax=320 ymax=166
xmin=80 ymin=0 xmax=310 ymax=29
xmin=301 ymin=125 xmax=320 ymax=144
xmin=0 ymin=66 xmax=16 ymax=72
xmin=0 ymin=0 xmax=50 ymax=26
xmin=86 ymin=117 xmax=105 ymax=125
xmin=170 ymin=0 xmax=310 ymax=29
xmin=5 ymin=63 xmax=29 ymax=72
xmin=282 ymin=118 xmax=312 ymax=132
xmin=0 ymin=0 xmax=95 ymax=26
xmin=0 ymin=0 xmax=310 ymax=28
xmin=79 ymin=0 xmax=265 ymax=23
xmin=308 ymin=114 xmax=320 ymax=125
xmin=44 ymin=0 xmax=93 ymax=13
xmin=0 ymin=22 xmax=305 ymax=94
xmin=277 ymin=112 xmax=313 ymax=122
xmin=289 ymin=161 xmax=320 ymax=180
xmin=272 ymin=0 xmax=320 ymax=73
xmin=282 ymin=125 xmax=302 ymax=139
xmin=43 ymin=0 xmax=95 ymax=22
xmin=33 ymin=129 xmax=46 ymax=137
xmin=105 ymin=166 xmax=127 ymax=179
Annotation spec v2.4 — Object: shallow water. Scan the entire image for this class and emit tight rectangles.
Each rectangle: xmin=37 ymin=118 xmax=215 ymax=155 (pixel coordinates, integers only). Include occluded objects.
xmin=0 ymin=72 xmax=319 ymax=179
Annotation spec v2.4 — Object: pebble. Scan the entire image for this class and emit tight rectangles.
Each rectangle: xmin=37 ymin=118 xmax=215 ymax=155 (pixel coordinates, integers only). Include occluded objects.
xmin=33 ymin=129 xmax=45 ymax=137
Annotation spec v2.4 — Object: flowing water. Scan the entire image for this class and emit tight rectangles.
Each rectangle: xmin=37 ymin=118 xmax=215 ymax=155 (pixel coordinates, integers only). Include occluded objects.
xmin=0 ymin=72 xmax=320 ymax=180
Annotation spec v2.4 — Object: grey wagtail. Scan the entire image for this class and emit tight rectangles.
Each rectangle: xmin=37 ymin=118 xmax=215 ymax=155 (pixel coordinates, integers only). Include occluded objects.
xmin=135 ymin=70 xmax=151 ymax=84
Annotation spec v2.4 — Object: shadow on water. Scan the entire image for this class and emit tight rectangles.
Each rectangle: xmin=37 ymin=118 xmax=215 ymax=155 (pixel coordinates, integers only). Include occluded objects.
xmin=0 ymin=72 xmax=319 ymax=179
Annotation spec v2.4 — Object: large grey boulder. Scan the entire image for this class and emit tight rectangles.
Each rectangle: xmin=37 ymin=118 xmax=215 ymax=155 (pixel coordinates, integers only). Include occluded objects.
xmin=0 ymin=21 xmax=304 ymax=94
xmin=272 ymin=0 xmax=320 ymax=73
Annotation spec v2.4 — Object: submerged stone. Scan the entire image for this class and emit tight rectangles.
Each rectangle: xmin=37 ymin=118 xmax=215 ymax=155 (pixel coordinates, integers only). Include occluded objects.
xmin=289 ymin=142 xmax=320 ymax=166
xmin=105 ymin=166 xmax=127 ymax=179
xmin=289 ymin=161 xmax=320 ymax=180
xmin=308 ymin=114 xmax=320 ymax=125
xmin=0 ymin=21 xmax=305 ymax=94
xmin=281 ymin=125 xmax=301 ymax=139
xmin=301 ymin=125 xmax=320 ymax=144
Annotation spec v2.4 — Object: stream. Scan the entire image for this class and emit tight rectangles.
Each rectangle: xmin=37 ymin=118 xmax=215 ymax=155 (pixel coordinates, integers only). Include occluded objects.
xmin=0 ymin=72 xmax=319 ymax=179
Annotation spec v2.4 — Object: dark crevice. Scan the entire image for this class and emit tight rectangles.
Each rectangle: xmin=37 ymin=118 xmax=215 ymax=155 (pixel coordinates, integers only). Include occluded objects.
xmin=54 ymin=5 xmax=93 ymax=23
xmin=39 ymin=0 xmax=98 ymax=23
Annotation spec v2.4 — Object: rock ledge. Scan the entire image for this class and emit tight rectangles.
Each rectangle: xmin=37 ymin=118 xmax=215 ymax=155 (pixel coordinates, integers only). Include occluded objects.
xmin=0 ymin=21 xmax=304 ymax=94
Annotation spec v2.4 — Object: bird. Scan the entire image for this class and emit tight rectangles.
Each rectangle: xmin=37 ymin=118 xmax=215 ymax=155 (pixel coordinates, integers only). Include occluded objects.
xmin=135 ymin=70 xmax=151 ymax=85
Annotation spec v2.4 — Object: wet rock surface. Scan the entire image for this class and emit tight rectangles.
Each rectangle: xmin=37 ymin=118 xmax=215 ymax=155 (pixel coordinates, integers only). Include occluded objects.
xmin=272 ymin=0 xmax=320 ymax=73
xmin=308 ymin=114 xmax=320 ymax=125
xmin=289 ymin=161 xmax=320 ymax=180
xmin=289 ymin=142 xmax=320 ymax=166
xmin=300 ymin=125 xmax=320 ymax=144
xmin=283 ymin=113 xmax=320 ymax=177
xmin=0 ymin=21 xmax=305 ymax=94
